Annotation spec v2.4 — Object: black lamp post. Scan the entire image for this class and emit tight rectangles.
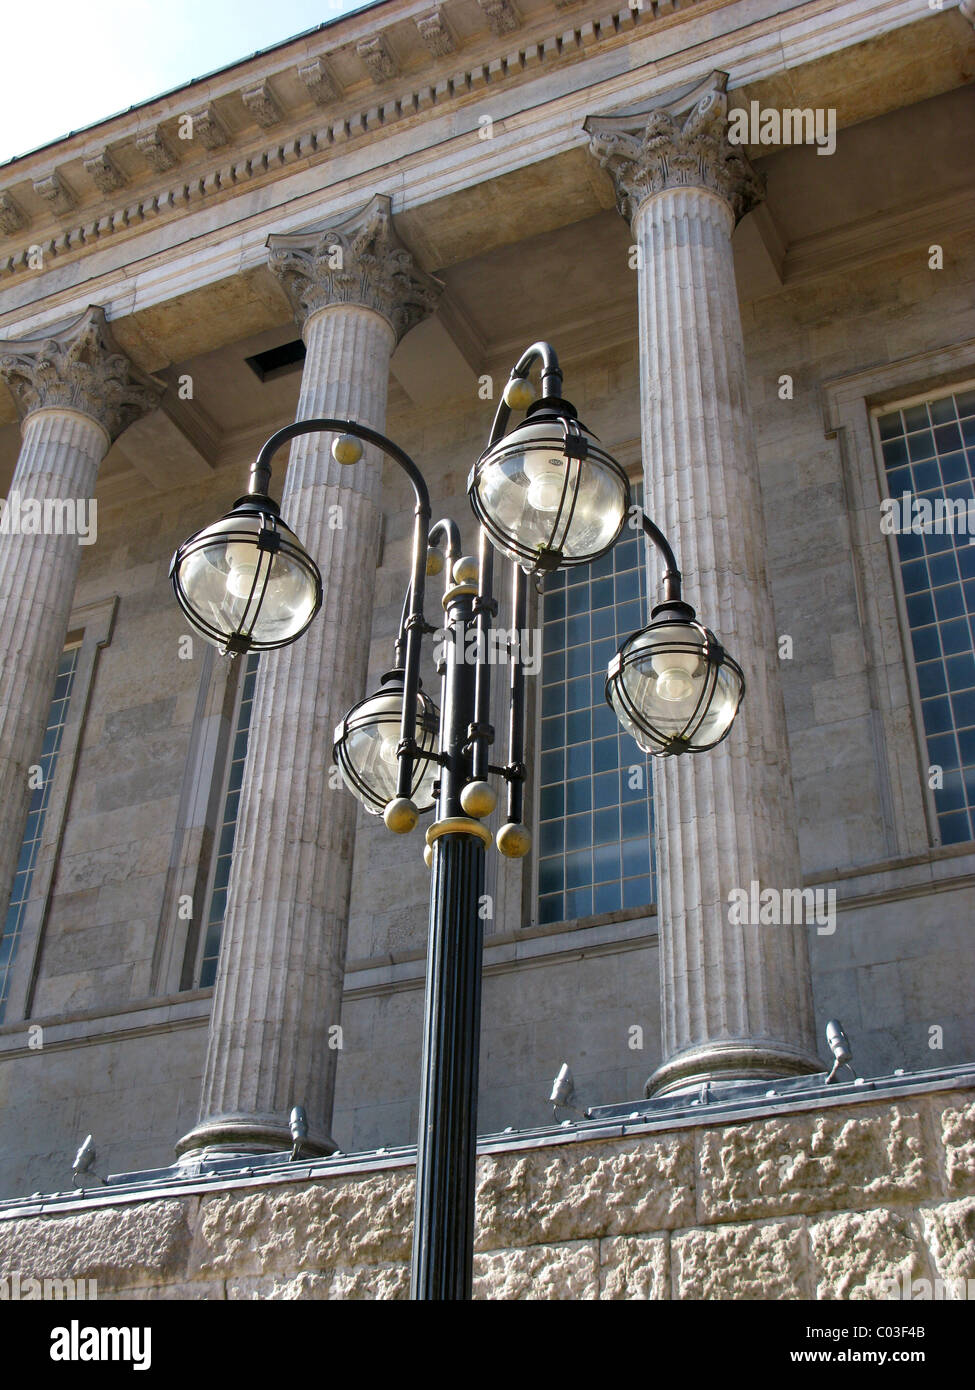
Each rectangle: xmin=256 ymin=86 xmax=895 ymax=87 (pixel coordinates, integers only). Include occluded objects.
xmin=169 ymin=341 xmax=745 ymax=1301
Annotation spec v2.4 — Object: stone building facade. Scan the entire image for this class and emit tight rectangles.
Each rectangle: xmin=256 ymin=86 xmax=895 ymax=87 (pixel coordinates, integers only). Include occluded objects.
xmin=0 ymin=0 xmax=974 ymax=1298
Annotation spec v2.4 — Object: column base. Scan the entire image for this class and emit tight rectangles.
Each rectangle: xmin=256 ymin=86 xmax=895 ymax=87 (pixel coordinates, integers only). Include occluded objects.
xmin=175 ymin=1113 xmax=337 ymax=1162
xmin=647 ymin=1040 xmax=823 ymax=1099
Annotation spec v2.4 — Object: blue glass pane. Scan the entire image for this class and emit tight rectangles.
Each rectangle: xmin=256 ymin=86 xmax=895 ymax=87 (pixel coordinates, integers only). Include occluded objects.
xmin=565 ymin=887 xmax=593 ymax=918
xmin=881 ymin=388 xmax=975 ymax=846
xmin=538 ymin=894 xmax=564 ymax=925
xmin=535 ymin=480 xmax=656 ymax=921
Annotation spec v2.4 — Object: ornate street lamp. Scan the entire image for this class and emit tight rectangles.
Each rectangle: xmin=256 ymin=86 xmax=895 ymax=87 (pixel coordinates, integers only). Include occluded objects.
xmin=170 ymin=341 xmax=744 ymax=1303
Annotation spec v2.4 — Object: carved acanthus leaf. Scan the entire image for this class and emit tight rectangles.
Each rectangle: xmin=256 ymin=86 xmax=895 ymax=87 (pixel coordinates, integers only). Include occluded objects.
xmin=188 ymin=105 xmax=228 ymax=150
xmin=266 ymin=194 xmax=442 ymax=343
xmin=242 ymin=81 xmax=283 ymax=129
xmin=0 ymin=192 xmax=28 ymax=236
xmin=136 ymin=127 xmax=178 ymax=173
xmin=415 ymin=9 xmax=455 ymax=57
xmin=33 ymin=172 xmax=76 ymax=215
xmin=476 ymin=0 xmax=519 ymax=36
xmin=356 ymin=35 xmax=397 ymax=84
xmin=298 ymin=58 xmax=339 ymax=105
xmin=0 ymin=306 xmax=163 ymax=441
xmin=584 ymin=75 xmax=765 ymax=227
xmin=84 ymin=150 xmax=127 ymax=196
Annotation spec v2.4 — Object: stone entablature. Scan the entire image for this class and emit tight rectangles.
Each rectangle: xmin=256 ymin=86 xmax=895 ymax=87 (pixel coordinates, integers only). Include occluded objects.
xmin=0 ymin=0 xmax=953 ymax=299
xmin=0 ymin=0 xmax=717 ymax=265
xmin=2 ymin=1074 xmax=973 ymax=1298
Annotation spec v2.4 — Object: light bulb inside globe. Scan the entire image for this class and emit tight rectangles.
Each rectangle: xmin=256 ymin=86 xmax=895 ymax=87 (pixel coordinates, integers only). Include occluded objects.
xmin=468 ymin=399 xmax=630 ymax=573
xmin=523 ymin=452 xmax=567 ymax=513
xmin=379 ymin=734 xmax=399 ymax=766
xmin=650 ymin=646 xmax=702 ymax=703
xmin=655 ymin=668 xmax=695 ymax=702
xmin=224 ymin=541 xmax=260 ymax=599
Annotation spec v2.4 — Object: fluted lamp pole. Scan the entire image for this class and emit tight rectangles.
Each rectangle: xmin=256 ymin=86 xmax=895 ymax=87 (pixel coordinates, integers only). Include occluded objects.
xmin=169 ymin=343 xmax=743 ymax=1301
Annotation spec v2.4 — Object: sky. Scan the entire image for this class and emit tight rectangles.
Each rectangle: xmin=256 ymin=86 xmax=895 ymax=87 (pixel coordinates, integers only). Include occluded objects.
xmin=0 ymin=0 xmax=373 ymax=165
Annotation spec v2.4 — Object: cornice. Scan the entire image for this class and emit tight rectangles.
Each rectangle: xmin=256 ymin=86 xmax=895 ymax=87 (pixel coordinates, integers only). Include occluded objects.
xmin=0 ymin=0 xmax=726 ymax=279
xmin=0 ymin=0 xmax=957 ymax=338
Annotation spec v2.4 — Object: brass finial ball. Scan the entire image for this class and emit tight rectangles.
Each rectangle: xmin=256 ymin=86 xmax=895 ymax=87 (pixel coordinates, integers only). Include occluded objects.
xmin=460 ymin=780 xmax=497 ymax=819
xmin=426 ymin=547 xmax=445 ymax=577
xmin=497 ymin=822 xmax=532 ymax=858
xmin=452 ymin=555 xmax=479 ymax=585
xmin=332 ymin=434 xmax=363 ymax=466
xmin=384 ymin=797 xmax=419 ymax=834
xmin=503 ymin=377 xmax=537 ymax=411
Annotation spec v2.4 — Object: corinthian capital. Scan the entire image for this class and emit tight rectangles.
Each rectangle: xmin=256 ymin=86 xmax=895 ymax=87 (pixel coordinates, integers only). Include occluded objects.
xmin=584 ymin=72 xmax=765 ymax=228
xmin=0 ymin=306 xmax=162 ymax=441
xmin=266 ymin=194 xmax=443 ymax=342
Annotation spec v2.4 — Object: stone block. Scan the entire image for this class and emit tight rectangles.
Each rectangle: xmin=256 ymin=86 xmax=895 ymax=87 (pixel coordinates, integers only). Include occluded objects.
xmin=475 ymin=1135 xmax=695 ymax=1251
xmin=940 ymin=1097 xmax=975 ymax=1193
xmin=673 ymin=1219 xmax=809 ymax=1300
xmin=808 ymin=1208 xmax=930 ymax=1299
xmin=327 ymin=1262 xmax=410 ymax=1300
xmin=190 ymin=1172 xmax=414 ymax=1277
xmin=698 ymin=1104 xmax=930 ymax=1221
xmin=920 ymin=1199 xmax=975 ymax=1290
xmin=226 ymin=1270 xmax=332 ymax=1299
xmin=104 ymin=1279 xmax=224 ymax=1299
xmin=599 ymin=1234 xmax=669 ymax=1299
xmin=0 ymin=1200 xmax=193 ymax=1292
xmin=474 ymin=1241 xmax=599 ymax=1300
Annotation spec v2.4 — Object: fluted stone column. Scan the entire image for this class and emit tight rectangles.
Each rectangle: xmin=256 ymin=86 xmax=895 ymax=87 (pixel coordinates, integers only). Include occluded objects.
xmin=0 ymin=307 xmax=160 ymax=931
xmin=178 ymin=195 xmax=442 ymax=1157
xmin=586 ymin=74 xmax=821 ymax=1094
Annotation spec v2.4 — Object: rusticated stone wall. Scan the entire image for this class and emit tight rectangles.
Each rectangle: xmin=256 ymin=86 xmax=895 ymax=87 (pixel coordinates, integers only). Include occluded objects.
xmin=1 ymin=1083 xmax=972 ymax=1300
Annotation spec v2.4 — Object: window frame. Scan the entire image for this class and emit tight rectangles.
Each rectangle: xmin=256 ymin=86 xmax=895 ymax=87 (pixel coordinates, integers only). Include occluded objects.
xmin=0 ymin=595 xmax=118 ymax=1023
xmin=527 ymin=465 xmax=657 ymax=930
xmin=193 ymin=650 xmax=260 ymax=988
xmin=868 ymin=376 xmax=975 ymax=849
xmin=822 ymin=339 xmax=975 ymax=861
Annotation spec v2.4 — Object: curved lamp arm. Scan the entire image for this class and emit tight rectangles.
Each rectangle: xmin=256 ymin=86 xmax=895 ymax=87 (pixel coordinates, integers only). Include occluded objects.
xmin=249 ymin=416 xmax=432 ymax=803
xmin=640 ymin=511 xmax=683 ymax=608
xmin=486 ymin=340 xmax=564 ymax=447
xmin=428 ymin=518 xmax=462 ymax=580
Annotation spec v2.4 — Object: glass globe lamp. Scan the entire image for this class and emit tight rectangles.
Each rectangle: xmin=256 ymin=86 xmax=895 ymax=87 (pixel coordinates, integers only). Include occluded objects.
xmin=606 ymin=601 xmax=745 ymax=756
xmin=170 ymin=497 xmax=322 ymax=655
xmin=468 ymin=402 xmax=630 ymax=573
xmin=333 ymin=671 xmax=441 ymax=815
